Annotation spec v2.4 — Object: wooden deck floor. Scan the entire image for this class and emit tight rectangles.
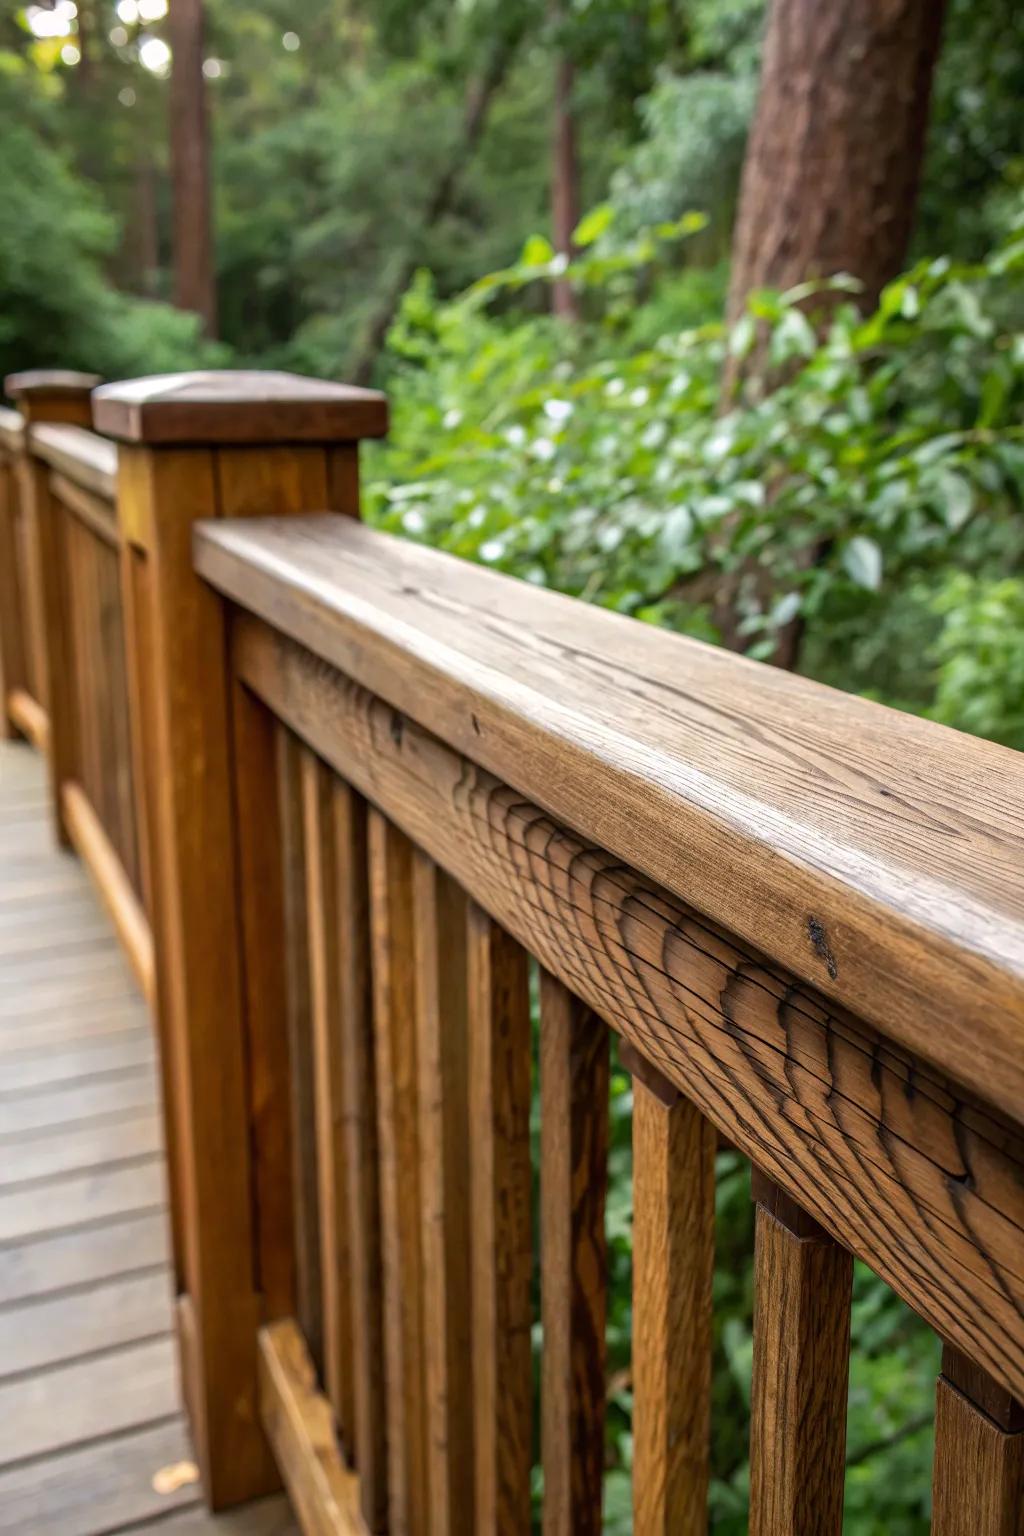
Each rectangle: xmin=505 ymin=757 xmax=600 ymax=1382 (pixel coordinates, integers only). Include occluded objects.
xmin=0 ymin=741 xmax=295 ymax=1535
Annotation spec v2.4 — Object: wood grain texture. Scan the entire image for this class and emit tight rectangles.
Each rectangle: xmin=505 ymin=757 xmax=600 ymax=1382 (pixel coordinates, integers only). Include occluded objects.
xmin=467 ymin=902 xmax=533 ymax=1535
xmin=749 ymin=1187 xmax=852 ymax=1536
xmin=30 ymin=425 xmax=117 ymax=501
xmin=933 ymin=1370 xmax=1024 ymax=1535
xmin=302 ymin=748 xmax=356 ymax=1445
xmin=629 ymin=1055 xmax=715 ymax=1536
xmin=540 ymin=970 xmax=608 ymax=1536
xmin=0 ymin=446 xmax=27 ymax=736
xmin=258 ymin=1319 xmax=367 ymax=1536
xmin=277 ymin=724 xmax=324 ymax=1376
xmin=235 ymin=621 xmax=1024 ymax=1403
xmin=94 ymin=371 xmax=388 ymax=446
xmin=369 ymin=811 xmax=428 ymax=1536
xmin=331 ymin=777 xmax=388 ymax=1533
xmin=195 ymin=514 xmax=1024 ymax=1125
xmin=412 ymin=853 xmax=474 ymax=1536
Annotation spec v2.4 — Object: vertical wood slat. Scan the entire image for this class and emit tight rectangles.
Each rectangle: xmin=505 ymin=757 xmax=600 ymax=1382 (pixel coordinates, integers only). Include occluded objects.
xmin=748 ymin=1171 xmax=853 ymax=1536
xmin=625 ymin=1041 xmax=715 ymax=1536
xmin=540 ymin=970 xmax=609 ymax=1536
xmin=413 ymin=853 xmax=475 ymax=1536
xmin=277 ymin=724 xmax=324 ymax=1376
xmin=933 ymin=1345 xmax=1024 ymax=1536
xmin=301 ymin=749 xmax=356 ymax=1451
xmin=467 ymin=900 xmax=533 ymax=1536
xmin=369 ymin=811 xmax=428 ymax=1536
xmin=334 ymin=778 xmax=388 ymax=1534
xmin=0 ymin=445 xmax=27 ymax=734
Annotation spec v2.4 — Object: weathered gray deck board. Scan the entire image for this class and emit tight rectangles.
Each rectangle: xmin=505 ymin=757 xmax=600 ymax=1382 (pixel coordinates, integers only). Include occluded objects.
xmin=0 ymin=741 xmax=295 ymax=1533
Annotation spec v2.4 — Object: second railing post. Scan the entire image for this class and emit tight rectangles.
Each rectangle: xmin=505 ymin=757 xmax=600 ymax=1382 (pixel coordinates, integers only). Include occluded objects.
xmin=93 ymin=370 xmax=388 ymax=1509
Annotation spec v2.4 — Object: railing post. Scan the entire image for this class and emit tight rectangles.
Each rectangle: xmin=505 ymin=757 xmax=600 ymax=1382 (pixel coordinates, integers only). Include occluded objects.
xmin=3 ymin=370 xmax=101 ymax=828
xmin=92 ymin=371 xmax=388 ymax=1509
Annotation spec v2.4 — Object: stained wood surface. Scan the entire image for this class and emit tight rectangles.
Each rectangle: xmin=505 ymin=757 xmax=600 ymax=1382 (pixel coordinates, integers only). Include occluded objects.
xmin=196 ymin=514 xmax=1024 ymax=1125
xmin=933 ymin=1368 xmax=1024 ymax=1535
xmin=749 ymin=1183 xmax=853 ymax=1535
xmin=467 ymin=903 xmax=533 ymax=1534
xmin=0 ymin=741 xmax=295 ymax=1533
xmin=540 ymin=971 xmax=608 ymax=1536
xmin=236 ymin=619 xmax=1024 ymax=1403
xmin=29 ymin=423 xmax=118 ymax=501
xmin=628 ymin=1049 xmax=715 ymax=1536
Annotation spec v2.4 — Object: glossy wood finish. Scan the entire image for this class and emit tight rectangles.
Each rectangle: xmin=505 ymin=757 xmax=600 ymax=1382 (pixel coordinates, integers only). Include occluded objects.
xmin=749 ymin=1177 xmax=852 ymax=1535
xmin=233 ymin=617 xmax=1024 ymax=1403
xmin=196 ymin=513 xmax=1024 ymax=1126
xmin=626 ymin=1045 xmax=715 ymax=1536
xmin=540 ymin=972 xmax=608 ymax=1536
xmin=933 ymin=1347 xmax=1024 ymax=1536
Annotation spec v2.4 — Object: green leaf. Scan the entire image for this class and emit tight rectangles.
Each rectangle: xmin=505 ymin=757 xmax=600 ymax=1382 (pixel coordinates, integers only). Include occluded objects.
xmin=938 ymin=470 xmax=974 ymax=531
xmin=572 ymin=203 xmax=614 ymax=248
xmin=842 ymin=536 xmax=883 ymax=592
xmin=520 ymin=234 xmax=554 ymax=267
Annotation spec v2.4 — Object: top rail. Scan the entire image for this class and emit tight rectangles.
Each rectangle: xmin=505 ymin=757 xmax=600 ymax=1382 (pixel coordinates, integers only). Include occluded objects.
xmin=195 ymin=511 xmax=1024 ymax=1125
xmin=0 ymin=405 xmax=24 ymax=453
xmin=30 ymin=423 xmax=117 ymax=501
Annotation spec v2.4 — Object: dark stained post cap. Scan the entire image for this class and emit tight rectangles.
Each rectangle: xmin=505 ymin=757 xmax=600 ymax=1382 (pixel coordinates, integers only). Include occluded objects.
xmin=5 ymin=370 xmax=103 ymax=400
xmin=92 ymin=370 xmax=389 ymax=446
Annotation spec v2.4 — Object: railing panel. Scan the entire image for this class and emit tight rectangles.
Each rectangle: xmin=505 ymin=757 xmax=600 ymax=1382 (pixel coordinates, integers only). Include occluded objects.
xmin=748 ymin=1174 xmax=853 ymax=1535
xmin=466 ymin=900 xmax=533 ymax=1535
xmin=932 ymin=1346 xmax=1024 ymax=1535
xmin=412 ymin=851 xmax=474 ymax=1536
xmin=232 ymin=612 xmax=1024 ymax=1404
xmin=624 ymin=1041 xmax=715 ymax=1536
xmin=539 ymin=971 xmax=608 ymax=1536
xmin=368 ymin=810 xmax=429 ymax=1535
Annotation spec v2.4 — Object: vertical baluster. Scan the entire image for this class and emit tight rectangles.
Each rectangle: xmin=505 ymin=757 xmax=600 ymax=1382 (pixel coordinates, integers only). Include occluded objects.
xmin=301 ymin=750 xmax=356 ymax=1449
xmin=467 ymin=900 xmax=533 ymax=1535
xmin=413 ymin=853 xmax=475 ymax=1535
xmin=624 ymin=1040 xmax=715 ymax=1536
xmin=333 ymin=779 xmax=388 ymax=1532
xmin=0 ymin=433 xmax=27 ymax=737
xmin=933 ymin=1344 xmax=1024 ymax=1535
xmin=748 ymin=1171 xmax=852 ymax=1536
xmin=369 ymin=810 xmax=428 ymax=1536
xmin=277 ymin=726 xmax=324 ymax=1376
xmin=540 ymin=970 xmax=608 ymax=1536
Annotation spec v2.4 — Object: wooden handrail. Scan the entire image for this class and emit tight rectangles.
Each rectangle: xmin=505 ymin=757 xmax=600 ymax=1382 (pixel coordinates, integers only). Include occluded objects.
xmin=30 ymin=422 xmax=118 ymax=501
xmin=194 ymin=512 xmax=1024 ymax=1125
xmin=0 ymin=404 xmax=24 ymax=453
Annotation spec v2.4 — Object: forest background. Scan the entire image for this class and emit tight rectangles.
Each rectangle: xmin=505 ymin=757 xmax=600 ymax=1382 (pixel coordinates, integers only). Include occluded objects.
xmin=2 ymin=0 xmax=1022 ymax=1528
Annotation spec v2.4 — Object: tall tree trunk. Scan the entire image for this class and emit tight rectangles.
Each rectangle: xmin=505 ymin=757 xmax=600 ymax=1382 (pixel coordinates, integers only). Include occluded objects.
xmin=169 ymin=0 xmax=217 ymax=337
xmin=713 ymin=0 xmax=948 ymax=668
xmin=551 ymin=44 xmax=580 ymax=320
xmin=727 ymin=0 xmax=948 ymax=324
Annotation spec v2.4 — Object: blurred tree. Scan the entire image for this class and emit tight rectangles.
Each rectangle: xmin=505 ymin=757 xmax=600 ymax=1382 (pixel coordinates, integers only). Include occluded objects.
xmin=170 ymin=0 xmax=216 ymax=334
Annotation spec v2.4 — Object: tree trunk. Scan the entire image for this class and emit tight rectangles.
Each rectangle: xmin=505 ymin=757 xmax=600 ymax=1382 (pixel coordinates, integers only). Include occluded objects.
xmin=551 ymin=45 xmax=580 ymax=320
xmin=727 ymin=0 xmax=948 ymax=324
xmin=169 ymin=0 xmax=217 ymax=338
xmin=712 ymin=0 xmax=948 ymax=668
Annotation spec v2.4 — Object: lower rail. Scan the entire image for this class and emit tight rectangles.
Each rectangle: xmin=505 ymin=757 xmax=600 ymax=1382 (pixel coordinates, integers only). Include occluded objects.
xmin=7 ymin=687 xmax=48 ymax=752
xmin=62 ymin=778 xmax=154 ymax=1003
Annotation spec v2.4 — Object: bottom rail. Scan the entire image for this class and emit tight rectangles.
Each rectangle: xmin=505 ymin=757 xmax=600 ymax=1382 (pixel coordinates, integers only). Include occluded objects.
xmin=259 ymin=1320 xmax=367 ymax=1536
xmin=62 ymin=779 xmax=154 ymax=1003
xmin=7 ymin=688 xmax=48 ymax=752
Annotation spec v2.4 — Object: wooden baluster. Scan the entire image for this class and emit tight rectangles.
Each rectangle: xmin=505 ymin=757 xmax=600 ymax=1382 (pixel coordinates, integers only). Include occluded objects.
xmin=301 ymin=749 xmax=355 ymax=1448
xmin=369 ymin=810 xmax=429 ymax=1536
xmin=748 ymin=1170 xmax=852 ymax=1536
xmin=413 ymin=852 xmax=475 ymax=1536
xmin=333 ymin=778 xmax=388 ymax=1532
xmin=93 ymin=369 xmax=387 ymax=1508
xmin=277 ymin=726 xmax=324 ymax=1377
xmin=467 ymin=900 xmax=533 ymax=1535
xmin=540 ymin=970 xmax=609 ymax=1536
xmin=933 ymin=1344 xmax=1024 ymax=1535
xmin=0 ymin=425 xmax=27 ymax=739
xmin=5 ymin=371 xmax=99 ymax=840
xmin=623 ymin=1039 xmax=715 ymax=1536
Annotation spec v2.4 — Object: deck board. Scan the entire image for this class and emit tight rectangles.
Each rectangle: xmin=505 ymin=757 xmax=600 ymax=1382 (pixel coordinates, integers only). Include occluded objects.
xmin=0 ymin=741 xmax=295 ymax=1532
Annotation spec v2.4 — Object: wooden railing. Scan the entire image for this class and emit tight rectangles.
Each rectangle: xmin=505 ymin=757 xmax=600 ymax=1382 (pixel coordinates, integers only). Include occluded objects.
xmin=3 ymin=367 xmax=1022 ymax=1534
xmin=0 ymin=369 xmax=152 ymax=1000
